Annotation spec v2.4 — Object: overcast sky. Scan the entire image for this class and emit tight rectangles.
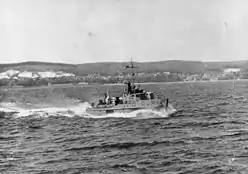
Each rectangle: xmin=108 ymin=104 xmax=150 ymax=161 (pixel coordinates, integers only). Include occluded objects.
xmin=0 ymin=0 xmax=248 ymax=64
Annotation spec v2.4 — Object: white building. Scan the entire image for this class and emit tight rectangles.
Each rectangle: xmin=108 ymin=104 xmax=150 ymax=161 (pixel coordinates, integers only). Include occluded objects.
xmin=18 ymin=71 xmax=33 ymax=78
xmin=223 ymin=68 xmax=241 ymax=73
xmin=38 ymin=71 xmax=75 ymax=78
xmin=5 ymin=69 xmax=19 ymax=76
xmin=0 ymin=69 xmax=76 ymax=80
xmin=0 ymin=69 xmax=20 ymax=79
xmin=38 ymin=71 xmax=57 ymax=78
xmin=0 ymin=73 xmax=10 ymax=79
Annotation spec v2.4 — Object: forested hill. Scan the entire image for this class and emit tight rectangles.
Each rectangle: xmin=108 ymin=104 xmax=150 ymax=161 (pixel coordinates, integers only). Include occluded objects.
xmin=0 ymin=60 xmax=248 ymax=75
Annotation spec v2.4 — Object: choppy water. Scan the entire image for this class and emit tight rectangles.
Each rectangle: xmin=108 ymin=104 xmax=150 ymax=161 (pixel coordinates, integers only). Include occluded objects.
xmin=1 ymin=81 xmax=248 ymax=174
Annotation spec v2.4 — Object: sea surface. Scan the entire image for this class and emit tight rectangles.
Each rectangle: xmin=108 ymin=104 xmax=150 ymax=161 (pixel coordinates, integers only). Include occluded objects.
xmin=1 ymin=81 xmax=248 ymax=174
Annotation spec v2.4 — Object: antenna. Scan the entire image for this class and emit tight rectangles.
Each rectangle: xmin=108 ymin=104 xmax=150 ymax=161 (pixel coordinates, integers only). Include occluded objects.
xmin=124 ymin=56 xmax=138 ymax=85
xmin=130 ymin=56 xmax=134 ymax=68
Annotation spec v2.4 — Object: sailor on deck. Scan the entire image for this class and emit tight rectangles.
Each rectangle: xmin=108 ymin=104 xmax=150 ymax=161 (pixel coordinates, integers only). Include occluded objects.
xmin=125 ymin=81 xmax=132 ymax=94
xmin=104 ymin=93 xmax=109 ymax=104
xmin=166 ymin=98 xmax=169 ymax=108
xmin=135 ymin=85 xmax=143 ymax=93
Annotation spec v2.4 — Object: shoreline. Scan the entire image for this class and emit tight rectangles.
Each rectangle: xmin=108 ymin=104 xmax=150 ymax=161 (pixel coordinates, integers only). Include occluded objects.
xmin=102 ymin=79 xmax=247 ymax=86
xmin=0 ymin=79 xmax=247 ymax=91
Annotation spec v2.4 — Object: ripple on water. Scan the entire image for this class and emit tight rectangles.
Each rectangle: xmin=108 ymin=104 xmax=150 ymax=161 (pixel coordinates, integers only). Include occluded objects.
xmin=1 ymin=82 xmax=248 ymax=173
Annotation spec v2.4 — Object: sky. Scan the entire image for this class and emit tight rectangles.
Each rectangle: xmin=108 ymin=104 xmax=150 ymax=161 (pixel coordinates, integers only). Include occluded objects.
xmin=0 ymin=0 xmax=248 ymax=64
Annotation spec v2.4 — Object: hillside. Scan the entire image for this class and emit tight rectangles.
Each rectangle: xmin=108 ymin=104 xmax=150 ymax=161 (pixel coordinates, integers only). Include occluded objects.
xmin=204 ymin=61 xmax=248 ymax=71
xmin=0 ymin=60 xmax=247 ymax=76
xmin=0 ymin=62 xmax=76 ymax=73
xmin=75 ymin=60 xmax=206 ymax=75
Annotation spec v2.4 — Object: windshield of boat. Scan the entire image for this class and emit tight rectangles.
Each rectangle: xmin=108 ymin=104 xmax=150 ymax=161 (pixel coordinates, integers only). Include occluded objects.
xmin=150 ymin=93 xmax=154 ymax=99
xmin=138 ymin=93 xmax=147 ymax=100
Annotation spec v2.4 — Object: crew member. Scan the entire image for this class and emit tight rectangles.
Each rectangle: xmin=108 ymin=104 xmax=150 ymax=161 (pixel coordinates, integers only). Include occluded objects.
xmin=127 ymin=81 xmax=132 ymax=94
xmin=166 ymin=98 xmax=169 ymax=108
xmin=104 ymin=93 xmax=109 ymax=104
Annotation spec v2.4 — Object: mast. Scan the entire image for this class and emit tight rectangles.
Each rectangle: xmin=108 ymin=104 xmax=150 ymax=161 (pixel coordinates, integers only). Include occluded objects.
xmin=124 ymin=56 xmax=137 ymax=85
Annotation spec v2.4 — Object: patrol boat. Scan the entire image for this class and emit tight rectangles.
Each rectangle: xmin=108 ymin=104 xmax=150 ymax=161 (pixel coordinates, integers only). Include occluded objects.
xmin=86 ymin=60 xmax=172 ymax=116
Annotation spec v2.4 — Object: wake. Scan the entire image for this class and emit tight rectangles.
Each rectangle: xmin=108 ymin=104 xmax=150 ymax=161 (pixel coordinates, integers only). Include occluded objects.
xmin=0 ymin=102 xmax=176 ymax=119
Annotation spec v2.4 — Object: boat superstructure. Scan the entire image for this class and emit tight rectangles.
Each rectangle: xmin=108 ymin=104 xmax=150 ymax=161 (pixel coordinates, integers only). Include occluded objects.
xmin=86 ymin=59 xmax=170 ymax=116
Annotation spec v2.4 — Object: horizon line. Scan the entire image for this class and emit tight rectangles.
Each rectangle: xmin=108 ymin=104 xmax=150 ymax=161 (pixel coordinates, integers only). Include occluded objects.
xmin=0 ymin=59 xmax=247 ymax=65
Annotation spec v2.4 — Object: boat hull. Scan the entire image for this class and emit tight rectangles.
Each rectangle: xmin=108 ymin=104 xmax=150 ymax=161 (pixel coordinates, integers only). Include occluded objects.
xmin=86 ymin=108 xmax=139 ymax=116
xmin=86 ymin=103 xmax=166 ymax=116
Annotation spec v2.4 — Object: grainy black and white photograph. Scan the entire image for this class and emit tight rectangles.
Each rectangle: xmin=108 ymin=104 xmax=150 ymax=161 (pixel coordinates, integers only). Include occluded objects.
xmin=1 ymin=0 xmax=248 ymax=173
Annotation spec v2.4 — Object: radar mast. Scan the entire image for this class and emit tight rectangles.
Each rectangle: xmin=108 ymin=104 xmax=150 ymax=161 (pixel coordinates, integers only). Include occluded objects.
xmin=124 ymin=56 xmax=138 ymax=85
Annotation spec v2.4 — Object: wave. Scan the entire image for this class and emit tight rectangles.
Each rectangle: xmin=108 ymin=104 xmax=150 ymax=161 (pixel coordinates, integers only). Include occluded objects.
xmin=0 ymin=102 xmax=177 ymax=119
xmin=64 ymin=139 xmax=174 ymax=151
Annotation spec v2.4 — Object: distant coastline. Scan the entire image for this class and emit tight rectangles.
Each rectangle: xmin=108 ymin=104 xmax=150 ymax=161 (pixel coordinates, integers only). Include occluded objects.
xmin=0 ymin=60 xmax=247 ymax=88
xmin=0 ymin=59 xmax=248 ymax=75
xmin=1 ymin=79 xmax=246 ymax=91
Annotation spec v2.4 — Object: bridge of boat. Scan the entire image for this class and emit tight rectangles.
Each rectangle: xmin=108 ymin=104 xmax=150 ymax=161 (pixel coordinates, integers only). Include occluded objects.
xmin=92 ymin=91 xmax=162 ymax=109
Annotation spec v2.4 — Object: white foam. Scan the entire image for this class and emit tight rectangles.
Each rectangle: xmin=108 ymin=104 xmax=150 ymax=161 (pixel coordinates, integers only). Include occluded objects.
xmin=0 ymin=102 xmax=176 ymax=119
xmin=0 ymin=102 xmax=23 ymax=112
